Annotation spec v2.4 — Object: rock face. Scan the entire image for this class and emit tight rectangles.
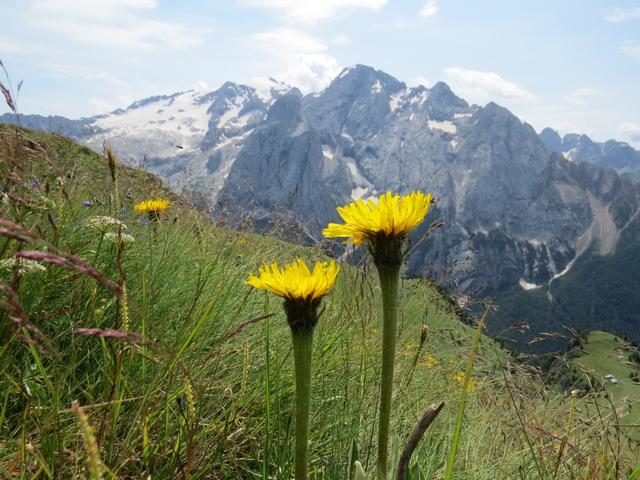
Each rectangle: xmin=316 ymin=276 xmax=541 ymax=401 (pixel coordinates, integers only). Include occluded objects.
xmin=3 ymin=65 xmax=640 ymax=349
xmin=540 ymin=127 xmax=640 ymax=174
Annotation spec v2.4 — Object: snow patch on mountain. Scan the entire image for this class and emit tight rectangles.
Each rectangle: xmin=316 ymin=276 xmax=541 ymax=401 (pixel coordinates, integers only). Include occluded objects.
xmin=519 ymin=279 xmax=540 ymax=290
xmin=93 ymin=90 xmax=210 ymax=143
xmin=244 ymin=77 xmax=291 ymax=104
xmin=428 ymin=119 xmax=457 ymax=133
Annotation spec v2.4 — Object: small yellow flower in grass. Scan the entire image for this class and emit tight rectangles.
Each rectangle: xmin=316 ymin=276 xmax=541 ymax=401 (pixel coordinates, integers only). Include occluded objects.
xmin=425 ymin=355 xmax=439 ymax=368
xmin=452 ymin=371 xmax=478 ymax=390
xmin=323 ymin=191 xmax=432 ymax=246
xmin=246 ymin=259 xmax=339 ymax=305
xmin=134 ymin=198 xmax=171 ymax=216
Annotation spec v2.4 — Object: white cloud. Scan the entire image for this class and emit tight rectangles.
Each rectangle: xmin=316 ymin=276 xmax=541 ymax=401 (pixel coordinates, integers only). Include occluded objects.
xmin=620 ymin=41 xmax=640 ymax=61
xmin=29 ymin=0 xmax=157 ymax=19
xmin=565 ymin=87 xmax=607 ymax=106
xmin=88 ymin=98 xmax=117 ymax=114
xmin=443 ymin=67 xmax=537 ymax=104
xmin=280 ymin=55 xmax=342 ymax=93
xmin=252 ymin=28 xmax=328 ymax=55
xmin=239 ymin=0 xmax=387 ymax=24
xmin=196 ymin=80 xmax=210 ymax=91
xmin=25 ymin=0 xmax=204 ymax=51
xmin=411 ymin=76 xmax=432 ymax=88
xmin=605 ymin=6 xmax=640 ymax=22
xmin=0 ymin=38 xmax=54 ymax=55
xmin=419 ymin=0 xmax=438 ymax=17
xmin=83 ymin=72 xmax=130 ymax=90
xmin=250 ymin=28 xmax=342 ymax=93
xmin=332 ymin=34 xmax=350 ymax=45
xmin=619 ymin=122 xmax=640 ymax=142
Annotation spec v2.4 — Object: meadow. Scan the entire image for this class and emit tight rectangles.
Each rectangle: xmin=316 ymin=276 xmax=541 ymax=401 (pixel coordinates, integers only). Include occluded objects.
xmin=0 ymin=126 xmax=638 ymax=479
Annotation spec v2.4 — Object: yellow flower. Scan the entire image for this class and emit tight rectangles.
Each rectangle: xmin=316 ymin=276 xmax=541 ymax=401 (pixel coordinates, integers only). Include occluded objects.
xmin=425 ymin=355 xmax=439 ymax=368
xmin=452 ymin=371 xmax=478 ymax=390
xmin=322 ymin=191 xmax=432 ymax=245
xmin=246 ymin=259 xmax=339 ymax=303
xmin=134 ymin=198 xmax=171 ymax=214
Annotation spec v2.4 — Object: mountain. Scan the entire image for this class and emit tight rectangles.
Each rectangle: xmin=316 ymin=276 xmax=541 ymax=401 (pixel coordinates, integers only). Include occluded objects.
xmin=539 ymin=127 xmax=640 ymax=175
xmin=2 ymin=65 xmax=640 ymax=351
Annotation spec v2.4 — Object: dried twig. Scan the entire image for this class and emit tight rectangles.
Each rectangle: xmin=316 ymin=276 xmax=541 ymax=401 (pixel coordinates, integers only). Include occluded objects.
xmin=396 ymin=401 xmax=445 ymax=480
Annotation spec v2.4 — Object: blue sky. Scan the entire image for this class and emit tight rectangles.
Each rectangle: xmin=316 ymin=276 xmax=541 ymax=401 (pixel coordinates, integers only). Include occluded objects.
xmin=1 ymin=0 xmax=639 ymax=147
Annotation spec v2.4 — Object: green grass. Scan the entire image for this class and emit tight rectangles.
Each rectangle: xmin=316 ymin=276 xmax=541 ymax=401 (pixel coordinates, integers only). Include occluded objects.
xmin=569 ymin=331 xmax=640 ymax=440
xmin=1 ymin=126 xmax=639 ymax=479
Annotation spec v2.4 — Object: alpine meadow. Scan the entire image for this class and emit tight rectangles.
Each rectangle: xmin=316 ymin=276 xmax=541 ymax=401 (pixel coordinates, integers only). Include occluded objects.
xmin=1 ymin=1 xmax=640 ymax=479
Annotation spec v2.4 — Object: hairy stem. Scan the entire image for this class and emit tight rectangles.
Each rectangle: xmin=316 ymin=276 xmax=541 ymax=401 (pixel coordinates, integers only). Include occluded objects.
xmin=291 ymin=328 xmax=314 ymax=480
xmin=376 ymin=262 xmax=401 ymax=480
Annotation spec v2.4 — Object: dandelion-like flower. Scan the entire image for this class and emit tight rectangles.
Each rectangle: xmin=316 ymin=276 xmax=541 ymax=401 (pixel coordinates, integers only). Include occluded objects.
xmin=323 ymin=191 xmax=432 ymax=246
xmin=323 ymin=191 xmax=433 ymax=479
xmin=246 ymin=258 xmax=339 ymax=480
xmin=133 ymin=198 xmax=171 ymax=217
xmin=0 ymin=257 xmax=47 ymax=274
xmin=246 ymin=259 xmax=339 ymax=305
xmin=86 ymin=216 xmax=127 ymax=231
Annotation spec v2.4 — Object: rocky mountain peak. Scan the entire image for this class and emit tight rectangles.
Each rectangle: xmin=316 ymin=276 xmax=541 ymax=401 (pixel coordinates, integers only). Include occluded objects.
xmin=329 ymin=64 xmax=406 ymax=96
xmin=266 ymin=93 xmax=302 ymax=130
xmin=423 ymin=81 xmax=468 ymax=120
xmin=539 ymin=127 xmax=562 ymax=152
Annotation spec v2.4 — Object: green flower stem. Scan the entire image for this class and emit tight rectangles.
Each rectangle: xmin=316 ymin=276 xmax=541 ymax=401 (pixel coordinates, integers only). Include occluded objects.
xmin=291 ymin=327 xmax=314 ymax=480
xmin=376 ymin=261 xmax=401 ymax=480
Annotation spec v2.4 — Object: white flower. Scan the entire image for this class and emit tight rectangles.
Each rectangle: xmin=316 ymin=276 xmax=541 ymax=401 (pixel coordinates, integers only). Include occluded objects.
xmin=0 ymin=257 xmax=47 ymax=274
xmin=104 ymin=232 xmax=135 ymax=243
xmin=86 ymin=216 xmax=127 ymax=231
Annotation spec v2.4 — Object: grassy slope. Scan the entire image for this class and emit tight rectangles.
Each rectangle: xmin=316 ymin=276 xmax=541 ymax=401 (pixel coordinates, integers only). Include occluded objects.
xmin=570 ymin=331 xmax=640 ymax=437
xmin=1 ymin=127 xmax=638 ymax=478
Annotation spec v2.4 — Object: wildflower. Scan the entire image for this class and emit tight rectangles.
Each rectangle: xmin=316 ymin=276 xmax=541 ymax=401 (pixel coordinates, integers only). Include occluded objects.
xmin=246 ymin=259 xmax=339 ymax=480
xmin=82 ymin=200 xmax=92 ymax=208
xmin=246 ymin=259 xmax=339 ymax=306
xmin=85 ymin=216 xmax=127 ymax=231
xmin=104 ymin=232 xmax=135 ymax=243
xmin=323 ymin=191 xmax=432 ymax=247
xmin=323 ymin=191 xmax=432 ymax=480
xmin=425 ymin=355 xmax=439 ymax=368
xmin=0 ymin=257 xmax=47 ymax=274
xmin=133 ymin=198 xmax=171 ymax=220
xmin=453 ymin=371 xmax=478 ymax=390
